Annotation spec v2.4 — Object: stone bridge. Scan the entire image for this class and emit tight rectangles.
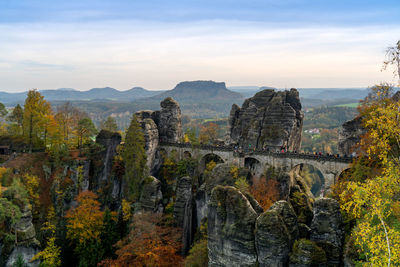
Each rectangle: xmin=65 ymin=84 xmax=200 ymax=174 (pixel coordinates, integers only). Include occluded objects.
xmin=159 ymin=142 xmax=352 ymax=190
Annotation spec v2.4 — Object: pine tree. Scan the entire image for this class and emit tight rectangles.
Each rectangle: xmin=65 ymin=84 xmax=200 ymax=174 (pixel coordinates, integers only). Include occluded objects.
xmin=100 ymin=116 xmax=118 ymax=132
xmin=122 ymin=115 xmax=146 ymax=201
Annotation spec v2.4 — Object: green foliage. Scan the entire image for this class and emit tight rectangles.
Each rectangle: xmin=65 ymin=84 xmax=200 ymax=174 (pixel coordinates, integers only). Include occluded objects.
xmin=77 ymin=117 xmax=97 ymax=148
xmin=184 ymin=127 xmax=198 ymax=144
xmin=234 ymin=176 xmax=249 ymax=193
xmin=3 ymin=178 xmax=29 ymax=209
xmin=13 ymin=254 xmax=28 ymax=267
xmin=121 ymin=115 xmax=146 ymax=201
xmin=290 ymin=239 xmax=326 ymax=265
xmin=23 ymin=90 xmax=52 ymax=151
xmin=0 ymin=102 xmax=7 ymax=118
xmin=100 ymin=116 xmax=118 ymax=132
xmin=303 ymin=106 xmax=358 ymax=129
xmin=101 ymin=209 xmax=119 ymax=260
xmin=184 ymin=239 xmax=208 ymax=267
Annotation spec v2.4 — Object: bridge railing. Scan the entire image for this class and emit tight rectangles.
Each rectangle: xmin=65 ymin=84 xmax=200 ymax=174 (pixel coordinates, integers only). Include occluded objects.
xmin=159 ymin=142 xmax=353 ymax=163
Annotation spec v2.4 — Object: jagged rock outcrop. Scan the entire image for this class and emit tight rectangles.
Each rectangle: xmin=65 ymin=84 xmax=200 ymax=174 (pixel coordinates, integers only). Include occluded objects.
xmin=255 ymin=201 xmax=298 ymax=267
xmin=5 ymin=205 xmax=40 ymax=267
xmin=208 ymin=186 xmax=258 ymax=267
xmin=174 ymin=176 xmax=193 ymax=227
xmin=136 ymin=97 xmax=183 ymax=174
xmin=158 ymin=97 xmax=183 ymax=143
xmin=270 ymin=201 xmax=299 ymax=246
xmin=95 ymin=130 xmax=122 ymax=185
xmin=135 ymin=110 xmax=159 ymax=173
xmin=229 ymin=89 xmax=303 ymax=151
xmin=289 ymin=239 xmax=327 ymax=267
xmin=310 ymin=198 xmax=344 ymax=266
xmin=174 ymin=176 xmax=195 ymax=254
xmin=338 ymin=116 xmax=365 ymax=155
xmin=196 ymin=163 xmax=250 ymax=225
xmin=139 ymin=176 xmax=163 ymax=213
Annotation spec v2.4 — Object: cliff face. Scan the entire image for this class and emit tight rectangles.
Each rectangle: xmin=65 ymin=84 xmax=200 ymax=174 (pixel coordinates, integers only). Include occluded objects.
xmin=229 ymin=89 xmax=303 ymax=151
xmin=136 ymin=97 xmax=183 ymax=174
xmin=158 ymin=97 xmax=183 ymax=143
xmin=338 ymin=116 xmax=365 ymax=155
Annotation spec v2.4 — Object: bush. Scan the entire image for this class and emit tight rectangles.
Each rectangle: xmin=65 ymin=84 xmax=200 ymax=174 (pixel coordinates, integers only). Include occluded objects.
xmin=184 ymin=239 xmax=208 ymax=267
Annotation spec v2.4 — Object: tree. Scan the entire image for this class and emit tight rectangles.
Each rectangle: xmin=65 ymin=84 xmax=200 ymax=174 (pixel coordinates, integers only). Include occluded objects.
xmin=0 ymin=102 xmax=7 ymax=117
xmin=121 ymin=115 xmax=146 ymax=200
xmin=339 ymin=85 xmax=400 ymax=266
xmin=77 ymin=117 xmax=97 ymax=149
xmin=383 ymin=40 xmax=400 ymax=85
xmin=23 ymin=90 xmax=51 ymax=152
xmin=65 ymin=191 xmax=104 ymax=266
xmin=55 ymin=102 xmax=86 ymax=146
xmin=199 ymin=123 xmax=219 ymax=144
xmin=100 ymin=116 xmax=118 ymax=132
xmin=184 ymin=127 xmax=199 ymax=145
xmin=250 ymin=177 xmax=280 ymax=210
xmin=32 ymin=207 xmax=61 ymax=267
xmin=99 ymin=212 xmax=183 ymax=267
xmin=7 ymin=104 xmax=23 ymax=135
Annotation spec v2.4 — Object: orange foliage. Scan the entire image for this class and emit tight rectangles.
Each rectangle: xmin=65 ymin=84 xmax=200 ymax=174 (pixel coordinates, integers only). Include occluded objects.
xmin=100 ymin=212 xmax=183 ymax=267
xmin=65 ymin=191 xmax=104 ymax=245
xmin=250 ymin=177 xmax=280 ymax=210
xmin=199 ymin=122 xmax=219 ymax=144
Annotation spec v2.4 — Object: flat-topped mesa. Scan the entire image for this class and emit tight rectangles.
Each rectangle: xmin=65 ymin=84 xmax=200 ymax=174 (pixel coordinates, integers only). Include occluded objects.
xmin=229 ymin=88 xmax=303 ymax=151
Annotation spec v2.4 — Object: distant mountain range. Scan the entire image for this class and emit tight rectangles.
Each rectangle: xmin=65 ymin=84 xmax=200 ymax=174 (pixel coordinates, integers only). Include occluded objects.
xmin=0 ymin=87 xmax=163 ymax=104
xmin=0 ymin=82 xmax=371 ymax=107
xmin=0 ymin=81 xmax=378 ymax=128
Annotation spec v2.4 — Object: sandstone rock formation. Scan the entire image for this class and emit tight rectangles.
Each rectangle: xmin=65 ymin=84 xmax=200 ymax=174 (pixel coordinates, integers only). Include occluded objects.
xmin=310 ymin=198 xmax=344 ymax=266
xmin=338 ymin=116 xmax=365 ymax=155
xmin=255 ymin=200 xmax=299 ymax=267
xmin=139 ymin=176 xmax=163 ymax=213
xmin=289 ymin=239 xmax=327 ymax=267
xmin=135 ymin=97 xmax=183 ymax=174
xmin=135 ymin=110 xmax=159 ymax=172
xmin=158 ymin=97 xmax=183 ymax=143
xmin=196 ymin=163 xmax=250 ymax=225
xmin=256 ymin=209 xmax=291 ymax=267
xmin=229 ymin=89 xmax=303 ymax=151
xmin=174 ymin=176 xmax=195 ymax=254
xmin=6 ymin=205 xmax=40 ymax=267
xmin=174 ymin=176 xmax=193 ymax=227
xmin=208 ymin=186 xmax=258 ymax=267
xmin=95 ymin=130 xmax=122 ymax=185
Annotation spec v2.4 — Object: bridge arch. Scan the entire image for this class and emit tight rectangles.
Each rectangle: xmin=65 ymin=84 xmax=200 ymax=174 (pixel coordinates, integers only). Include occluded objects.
xmin=200 ymin=153 xmax=224 ymax=171
xmin=290 ymin=163 xmax=325 ymax=197
xmin=337 ymin=167 xmax=352 ymax=182
xmin=244 ymin=157 xmax=263 ymax=177
xmin=183 ymin=151 xmax=192 ymax=159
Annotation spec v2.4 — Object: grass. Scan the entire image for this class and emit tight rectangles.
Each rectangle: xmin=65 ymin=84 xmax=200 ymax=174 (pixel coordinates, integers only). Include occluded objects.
xmin=334 ymin=102 xmax=359 ymax=108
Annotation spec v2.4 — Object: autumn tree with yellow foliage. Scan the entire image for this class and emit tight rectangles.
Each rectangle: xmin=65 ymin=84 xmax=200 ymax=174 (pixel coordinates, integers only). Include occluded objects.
xmin=339 ymin=84 xmax=400 ymax=266
xmin=23 ymin=89 xmax=52 ymax=152
xmin=65 ymin=191 xmax=105 ymax=266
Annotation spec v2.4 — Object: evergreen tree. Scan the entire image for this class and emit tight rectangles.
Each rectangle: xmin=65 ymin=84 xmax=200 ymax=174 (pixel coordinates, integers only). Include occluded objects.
xmin=122 ymin=115 xmax=146 ymax=201
xmin=100 ymin=116 xmax=118 ymax=132
xmin=77 ymin=117 xmax=97 ymax=149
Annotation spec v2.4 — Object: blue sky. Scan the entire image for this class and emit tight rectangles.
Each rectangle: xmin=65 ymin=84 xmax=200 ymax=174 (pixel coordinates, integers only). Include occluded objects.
xmin=0 ymin=0 xmax=399 ymax=91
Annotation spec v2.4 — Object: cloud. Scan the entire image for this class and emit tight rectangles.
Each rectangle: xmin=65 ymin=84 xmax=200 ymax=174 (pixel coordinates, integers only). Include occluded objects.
xmin=0 ymin=19 xmax=398 ymax=91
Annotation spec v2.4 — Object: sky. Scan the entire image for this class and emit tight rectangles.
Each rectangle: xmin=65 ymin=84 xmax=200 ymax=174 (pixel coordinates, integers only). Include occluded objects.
xmin=0 ymin=0 xmax=400 ymax=92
